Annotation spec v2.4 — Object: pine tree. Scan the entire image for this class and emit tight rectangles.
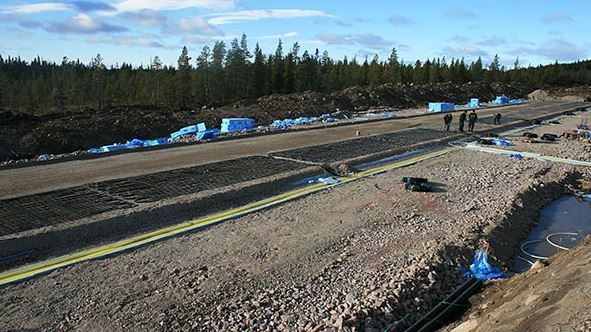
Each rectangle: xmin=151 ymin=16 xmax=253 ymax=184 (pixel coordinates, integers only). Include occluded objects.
xmin=90 ymin=53 xmax=105 ymax=111
xmin=177 ymin=46 xmax=192 ymax=108
xmin=272 ymin=39 xmax=284 ymax=94
xmin=252 ymin=43 xmax=266 ymax=98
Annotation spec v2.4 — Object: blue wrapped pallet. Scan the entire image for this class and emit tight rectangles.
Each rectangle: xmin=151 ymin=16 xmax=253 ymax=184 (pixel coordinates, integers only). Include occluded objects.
xmin=197 ymin=129 xmax=220 ymax=140
xmin=221 ymin=118 xmax=255 ymax=133
xmin=428 ymin=102 xmax=455 ymax=112
xmin=468 ymin=98 xmax=480 ymax=108
xmin=491 ymin=96 xmax=509 ymax=104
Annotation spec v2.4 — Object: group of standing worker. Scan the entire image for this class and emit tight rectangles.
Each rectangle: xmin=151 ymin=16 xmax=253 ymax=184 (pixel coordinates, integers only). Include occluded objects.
xmin=443 ymin=110 xmax=502 ymax=132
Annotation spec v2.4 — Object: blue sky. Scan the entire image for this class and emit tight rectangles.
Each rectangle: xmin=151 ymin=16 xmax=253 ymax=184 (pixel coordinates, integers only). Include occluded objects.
xmin=1 ymin=0 xmax=589 ymax=68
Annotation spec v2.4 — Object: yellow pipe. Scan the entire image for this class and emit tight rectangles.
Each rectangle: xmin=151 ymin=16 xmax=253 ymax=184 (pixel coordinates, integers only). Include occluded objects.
xmin=0 ymin=147 xmax=457 ymax=286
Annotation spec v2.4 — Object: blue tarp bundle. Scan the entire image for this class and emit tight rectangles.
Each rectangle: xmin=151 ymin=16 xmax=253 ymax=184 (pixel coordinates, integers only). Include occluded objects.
xmin=364 ymin=113 xmax=398 ymax=117
xmin=493 ymin=139 xmax=513 ymax=146
xmin=467 ymin=98 xmax=480 ymax=108
xmin=88 ymin=137 xmax=169 ymax=153
xmin=509 ymin=99 xmax=526 ymax=104
xmin=508 ymin=153 xmax=523 ymax=159
xmin=463 ymin=248 xmax=506 ymax=281
xmin=196 ymin=129 xmax=220 ymax=140
xmin=322 ymin=118 xmax=337 ymax=123
xmin=491 ymin=96 xmax=509 ymax=104
xmin=221 ymin=118 xmax=255 ymax=133
xmin=171 ymin=122 xmax=207 ymax=139
xmin=271 ymin=116 xmax=320 ymax=128
xmin=428 ymin=102 xmax=455 ymax=112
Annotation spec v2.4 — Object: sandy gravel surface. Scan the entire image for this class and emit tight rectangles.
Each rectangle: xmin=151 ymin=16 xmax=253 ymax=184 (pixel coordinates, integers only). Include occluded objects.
xmin=2 ymin=111 xmax=591 ymax=331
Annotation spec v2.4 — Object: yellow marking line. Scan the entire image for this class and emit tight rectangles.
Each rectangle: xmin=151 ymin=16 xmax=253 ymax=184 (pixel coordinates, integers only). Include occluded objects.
xmin=0 ymin=147 xmax=457 ymax=286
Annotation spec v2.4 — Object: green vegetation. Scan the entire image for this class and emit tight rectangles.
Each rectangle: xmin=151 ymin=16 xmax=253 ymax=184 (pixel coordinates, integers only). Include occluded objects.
xmin=1 ymin=34 xmax=590 ymax=113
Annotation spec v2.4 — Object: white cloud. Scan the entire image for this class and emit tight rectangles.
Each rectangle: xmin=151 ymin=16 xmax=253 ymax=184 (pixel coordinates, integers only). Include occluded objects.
xmin=48 ymin=13 xmax=127 ymax=33
xmin=445 ymin=8 xmax=477 ymax=20
xmin=388 ymin=15 xmax=415 ymax=26
xmin=123 ymin=9 xmax=167 ymax=27
xmin=510 ymin=39 xmax=587 ymax=62
xmin=316 ymin=33 xmax=393 ymax=50
xmin=173 ymin=17 xmax=223 ymax=35
xmin=208 ymin=9 xmax=331 ymax=25
xmin=258 ymin=32 xmax=298 ymax=39
xmin=88 ymin=34 xmax=176 ymax=49
xmin=2 ymin=2 xmax=71 ymax=14
xmin=442 ymin=46 xmax=488 ymax=57
xmin=115 ymin=0 xmax=236 ymax=12
xmin=541 ymin=12 xmax=574 ymax=24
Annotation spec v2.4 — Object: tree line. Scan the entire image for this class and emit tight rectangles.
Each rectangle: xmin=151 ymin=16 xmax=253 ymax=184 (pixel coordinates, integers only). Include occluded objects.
xmin=1 ymin=34 xmax=591 ymax=113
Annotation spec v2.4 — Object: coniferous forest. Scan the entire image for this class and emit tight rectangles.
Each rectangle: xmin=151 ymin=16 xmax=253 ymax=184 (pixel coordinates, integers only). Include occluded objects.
xmin=1 ymin=34 xmax=591 ymax=114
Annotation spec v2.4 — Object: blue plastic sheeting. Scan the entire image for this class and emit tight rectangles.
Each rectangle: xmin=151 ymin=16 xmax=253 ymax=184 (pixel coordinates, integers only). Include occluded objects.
xmin=365 ymin=113 xmax=398 ymax=117
xmin=508 ymin=153 xmax=523 ymax=159
xmin=271 ymin=116 xmax=320 ymax=128
xmin=509 ymin=99 xmax=526 ymax=104
xmin=196 ymin=129 xmax=220 ymax=140
xmin=145 ymin=138 xmax=169 ymax=146
xmin=322 ymin=118 xmax=337 ymax=123
xmin=88 ymin=137 xmax=169 ymax=153
xmin=428 ymin=102 xmax=455 ymax=112
xmin=221 ymin=118 xmax=255 ymax=132
xmin=37 ymin=154 xmax=52 ymax=159
xmin=491 ymin=96 xmax=509 ymax=104
xmin=463 ymin=249 xmax=506 ymax=281
xmin=171 ymin=122 xmax=207 ymax=139
xmin=493 ymin=139 xmax=514 ymax=146
xmin=318 ymin=177 xmax=340 ymax=185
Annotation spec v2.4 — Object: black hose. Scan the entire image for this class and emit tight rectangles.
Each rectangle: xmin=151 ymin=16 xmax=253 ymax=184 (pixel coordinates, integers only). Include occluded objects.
xmin=402 ymin=277 xmax=481 ymax=332
xmin=416 ymin=279 xmax=482 ymax=332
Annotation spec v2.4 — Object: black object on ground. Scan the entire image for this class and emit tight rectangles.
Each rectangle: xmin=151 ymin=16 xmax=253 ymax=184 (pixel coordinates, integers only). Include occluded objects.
xmin=402 ymin=177 xmax=433 ymax=192
xmin=541 ymin=133 xmax=558 ymax=141
xmin=480 ymin=133 xmax=499 ymax=138
xmin=402 ymin=278 xmax=483 ymax=332
xmin=562 ymin=111 xmax=576 ymax=116
xmin=477 ymin=138 xmax=495 ymax=145
xmin=548 ymin=120 xmax=561 ymax=125
xmin=522 ymin=132 xmax=539 ymax=138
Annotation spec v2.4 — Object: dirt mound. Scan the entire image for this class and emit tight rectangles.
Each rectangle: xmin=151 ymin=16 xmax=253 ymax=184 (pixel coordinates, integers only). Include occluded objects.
xmin=527 ymin=89 xmax=552 ymax=101
xmin=0 ymin=82 xmax=533 ymax=161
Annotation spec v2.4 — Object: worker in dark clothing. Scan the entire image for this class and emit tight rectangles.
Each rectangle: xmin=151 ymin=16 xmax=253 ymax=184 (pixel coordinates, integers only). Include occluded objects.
xmin=493 ymin=113 xmax=502 ymax=125
xmin=468 ymin=110 xmax=478 ymax=132
xmin=458 ymin=110 xmax=467 ymax=132
xmin=443 ymin=113 xmax=453 ymax=131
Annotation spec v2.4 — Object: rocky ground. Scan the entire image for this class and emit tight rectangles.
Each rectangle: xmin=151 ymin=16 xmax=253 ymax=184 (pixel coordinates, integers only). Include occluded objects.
xmin=489 ymin=113 xmax=591 ymax=162
xmin=1 ymin=113 xmax=590 ymax=331
xmin=446 ymin=236 xmax=591 ymax=332
xmin=0 ymin=81 xmax=531 ymax=161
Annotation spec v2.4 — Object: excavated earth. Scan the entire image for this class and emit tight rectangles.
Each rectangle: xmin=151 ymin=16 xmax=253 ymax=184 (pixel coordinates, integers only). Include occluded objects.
xmin=444 ymin=236 xmax=591 ymax=332
xmin=0 ymin=81 xmax=531 ymax=161
xmin=1 ymin=112 xmax=590 ymax=331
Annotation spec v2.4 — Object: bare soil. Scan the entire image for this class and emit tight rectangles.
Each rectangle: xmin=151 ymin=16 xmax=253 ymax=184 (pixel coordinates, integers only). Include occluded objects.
xmin=1 ymin=112 xmax=590 ymax=331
